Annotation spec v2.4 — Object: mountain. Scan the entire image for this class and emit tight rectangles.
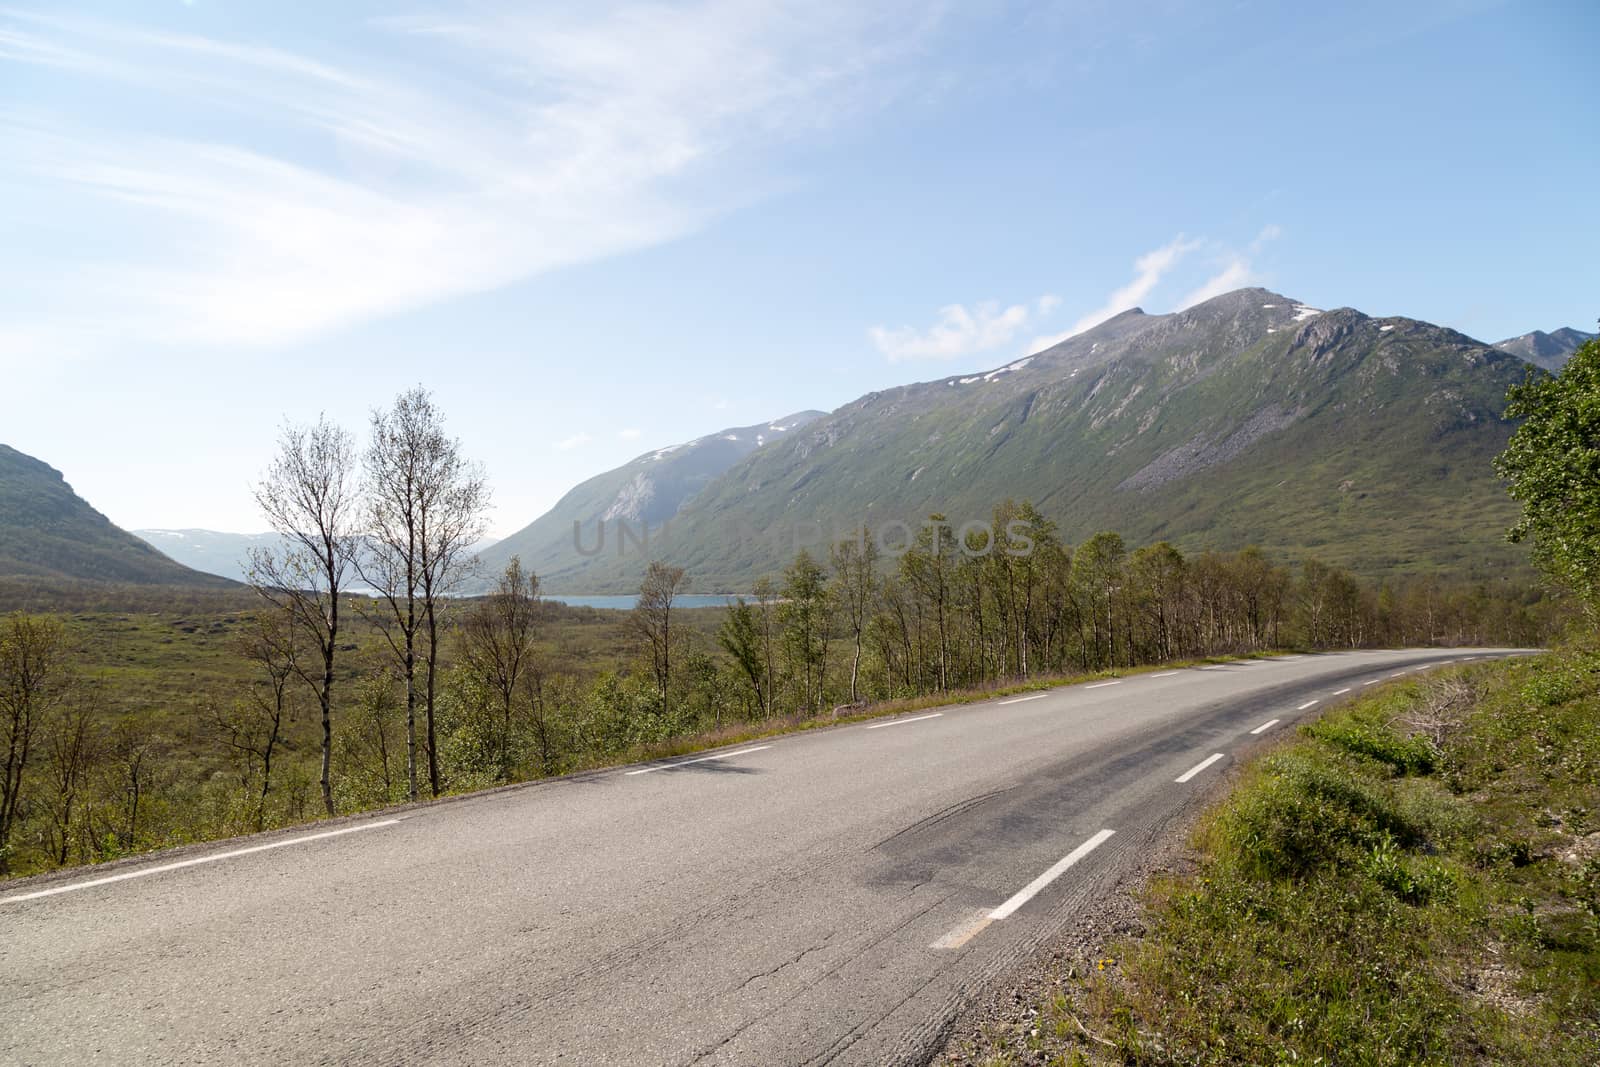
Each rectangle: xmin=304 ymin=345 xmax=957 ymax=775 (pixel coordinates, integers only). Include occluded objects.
xmin=1494 ymin=327 xmax=1595 ymax=372
xmin=0 ymin=445 xmax=234 ymax=587
xmin=476 ymin=412 xmax=825 ymax=587
xmin=136 ymin=531 xmax=502 ymax=584
xmin=540 ymin=288 xmax=1535 ymax=592
xmin=134 ymin=529 xmax=290 ymax=584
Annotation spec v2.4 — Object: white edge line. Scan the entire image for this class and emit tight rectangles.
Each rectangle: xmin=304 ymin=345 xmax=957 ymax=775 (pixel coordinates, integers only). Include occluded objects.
xmin=1296 ymin=699 xmax=1320 ymax=711
xmin=988 ymin=829 xmax=1116 ymax=921
xmin=1199 ymin=664 xmax=1229 ymax=671
xmin=625 ymin=744 xmax=773 ymax=774
xmin=1149 ymin=671 xmax=1181 ymax=678
xmin=1363 ymin=679 xmax=1382 ymax=686
xmin=1249 ymin=718 xmax=1281 ymax=735
xmin=864 ymin=712 xmax=944 ymax=730
xmin=1084 ymin=680 xmax=1121 ymax=689
xmin=997 ymin=693 xmax=1048 ymax=705
xmin=1 ymin=819 xmax=402 ymax=904
xmin=1175 ymin=752 xmax=1226 ymax=784
xmin=1332 ymin=688 xmax=1352 ymax=695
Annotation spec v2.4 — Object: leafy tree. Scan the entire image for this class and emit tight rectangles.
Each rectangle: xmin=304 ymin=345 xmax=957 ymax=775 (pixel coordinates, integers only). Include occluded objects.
xmin=1495 ymin=334 xmax=1600 ymax=616
xmin=632 ymin=561 xmax=688 ymax=718
xmin=0 ymin=612 xmax=70 ymax=873
xmin=830 ymin=530 xmax=879 ymax=704
xmin=717 ymin=598 xmax=767 ymax=718
xmin=1072 ymin=532 xmax=1127 ymax=668
xmin=1129 ymin=542 xmax=1186 ymax=662
xmin=901 ymin=515 xmax=956 ymax=690
xmin=458 ymin=557 xmax=541 ymax=781
xmin=780 ymin=551 xmax=831 ymax=712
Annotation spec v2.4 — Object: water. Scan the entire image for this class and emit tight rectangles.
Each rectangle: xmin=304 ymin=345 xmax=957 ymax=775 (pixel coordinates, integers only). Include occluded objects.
xmin=544 ymin=593 xmax=745 ymax=610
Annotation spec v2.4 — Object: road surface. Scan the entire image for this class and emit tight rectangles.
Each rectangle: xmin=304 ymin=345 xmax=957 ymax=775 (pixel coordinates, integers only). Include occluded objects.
xmin=0 ymin=648 xmax=1528 ymax=1065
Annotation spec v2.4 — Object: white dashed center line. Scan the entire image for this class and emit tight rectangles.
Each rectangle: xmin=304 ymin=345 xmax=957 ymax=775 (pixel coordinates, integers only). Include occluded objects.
xmin=1149 ymin=671 xmax=1181 ymax=678
xmin=1297 ymin=700 xmax=1319 ymax=711
xmin=1175 ymin=753 xmax=1226 ymax=784
xmin=930 ymin=828 xmax=1119 ymax=949
xmin=1332 ymin=688 xmax=1352 ymax=695
xmin=1084 ymin=680 xmax=1122 ymax=689
xmin=625 ymin=745 xmax=773 ymax=774
xmin=1250 ymin=719 xmax=1281 ymax=735
xmin=988 ymin=829 xmax=1117 ymax=920
xmin=865 ymin=713 xmax=943 ymax=730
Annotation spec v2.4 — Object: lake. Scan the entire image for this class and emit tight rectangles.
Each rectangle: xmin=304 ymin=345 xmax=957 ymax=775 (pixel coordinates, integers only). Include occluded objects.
xmin=544 ymin=594 xmax=747 ymax=610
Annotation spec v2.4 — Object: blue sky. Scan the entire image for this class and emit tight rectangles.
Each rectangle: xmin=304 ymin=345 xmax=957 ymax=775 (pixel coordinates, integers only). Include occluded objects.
xmin=2 ymin=0 xmax=1595 ymax=537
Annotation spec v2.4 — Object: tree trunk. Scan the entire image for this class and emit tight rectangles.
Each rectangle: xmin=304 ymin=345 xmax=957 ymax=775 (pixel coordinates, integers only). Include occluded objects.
xmin=425 ymin=603 xmax=441 ymax=798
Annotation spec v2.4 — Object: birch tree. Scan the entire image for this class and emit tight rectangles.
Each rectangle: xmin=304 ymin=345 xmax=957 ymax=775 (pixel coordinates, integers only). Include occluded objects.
xmin=249 ymin=416 xmax=358 ymax=817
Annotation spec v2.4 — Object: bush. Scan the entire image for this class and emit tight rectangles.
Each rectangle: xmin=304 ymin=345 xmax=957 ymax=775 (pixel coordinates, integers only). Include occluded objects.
xmin=1217 ymin=748 xmax=1461 ymax=879
xmin=1309 ymin=717 xmax=1435 ymax=775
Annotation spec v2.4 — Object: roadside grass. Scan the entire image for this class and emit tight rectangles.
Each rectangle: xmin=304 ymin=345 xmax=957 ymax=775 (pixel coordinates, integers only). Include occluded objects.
xmin=966 ymin=648 xmax=1600 ymax=1066
xmin=536 ymin=650 xmax=1297 ymax=775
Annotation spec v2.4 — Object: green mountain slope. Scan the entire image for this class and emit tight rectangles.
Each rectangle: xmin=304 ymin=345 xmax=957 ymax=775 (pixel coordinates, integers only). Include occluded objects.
xmin=546 ymin=289 xmax=1536 ymax=592
xmin=0 ymin=445 xmax=233 ymax=587
xmin=1494 ymin=327 xmax=1595 ymax=372
xmin=475 ymin=412 xmax=825 ymax=587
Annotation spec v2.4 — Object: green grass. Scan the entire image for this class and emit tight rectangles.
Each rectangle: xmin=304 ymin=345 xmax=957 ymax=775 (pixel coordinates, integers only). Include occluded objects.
xmin=965 ymin=649 xmax=1600 ymax=1066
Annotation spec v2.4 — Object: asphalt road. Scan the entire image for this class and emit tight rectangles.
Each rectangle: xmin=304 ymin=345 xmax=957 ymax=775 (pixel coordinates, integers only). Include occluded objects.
xmin=0 ymin=648 xmax=1529 ymax=1066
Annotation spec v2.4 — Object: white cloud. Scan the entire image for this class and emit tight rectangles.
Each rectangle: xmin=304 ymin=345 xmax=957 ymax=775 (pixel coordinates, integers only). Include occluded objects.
xmin=871 ymin=298 xmax=1050 ymax=362
xmin=555 ymin=433 xmax=593 ymax=452
xmin=1175 ymin=258 xmax=1254 ymax=309
xmin=1174 ymin=224 xmax=1281 ymax=310
xmin=1026 ymin=234 xmax=1199 ymax=353
xmin=1251 ymin=224 xmax=1283 ymax=249
xmin=0 ymin=3 xmax=937 ymax=360
xmin=617 ymin=428 xmax=643 ymax=440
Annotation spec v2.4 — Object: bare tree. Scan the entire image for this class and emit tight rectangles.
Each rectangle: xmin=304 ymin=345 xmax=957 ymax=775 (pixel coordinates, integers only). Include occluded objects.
xmin=104 ymin=718 xmax=162 ymax=853
xmin=215 ymin=609 xmax=300 ymax=830
xmin=249 ymin=416 xmax=358 ymax=817
xmin=458 ymin=557 xmax=541 ymax=780
xmin=632 ymin=561 xmax=688 ymax=717
xmin=43 ymin=694 xmax=101 ymax=867
xmin=0 ymin=612 xmax=70 ymax=874
xmin=357 ymin=387 xmax=487 ymax=801
xmin=403 ymin=391 xmax=490 ymax=798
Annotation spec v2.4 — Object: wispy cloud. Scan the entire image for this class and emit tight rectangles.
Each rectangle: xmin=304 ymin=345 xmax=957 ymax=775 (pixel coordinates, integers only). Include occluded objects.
xmin=555 ymin=433 xmax=593 ymax=452
xmin=1026 ymin=235 xmax=1198 ymax=353
xmin=0 ymin=3 xmax=937 ymax=361
xmin=617 ymin=428 xmax=643 ymax=441
xmin=871 ymin=298 xmax=1055 ymax=362
xmin=1173 ymin=225 xmax=1282 ymax=310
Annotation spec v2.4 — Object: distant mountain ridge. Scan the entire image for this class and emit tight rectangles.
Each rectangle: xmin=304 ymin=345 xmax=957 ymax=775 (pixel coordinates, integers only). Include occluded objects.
xmin=0 ymin=445 xmax=233 ymax=587
xmin=1494 ymin=327 xmax=1595 ymax=372
xmin=516 ymin=288 xmax=1540 ymax=592
xmin=475 ymin=412 xmax=825 ymax=587
xmin=136 ymin=529 xmax=501 ymax=584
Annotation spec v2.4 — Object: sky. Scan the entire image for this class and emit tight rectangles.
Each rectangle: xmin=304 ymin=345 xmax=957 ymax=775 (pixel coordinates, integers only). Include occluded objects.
xmin=2 ymin=0 xmax=1596 ymax=538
